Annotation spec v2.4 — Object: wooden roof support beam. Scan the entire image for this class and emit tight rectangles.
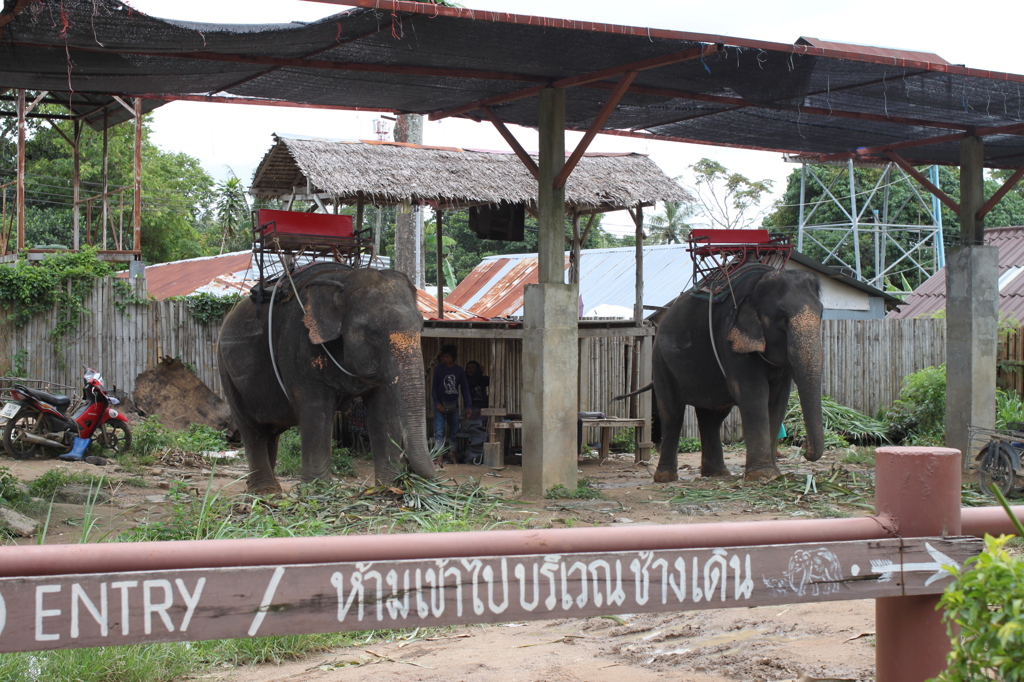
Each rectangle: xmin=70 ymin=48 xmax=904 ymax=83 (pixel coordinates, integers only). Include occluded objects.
xmin=976 ymin=161 xmax=1024 ymax=221
xmin=883 ymin=151 xmax=961 ymax=214
xmin=480 ymin=106 xmax=539 ymax=180
xmin=554 ymin=71 xmax=637 ymax=190
xmin=430 ymin=43 xmax=721 ymax=120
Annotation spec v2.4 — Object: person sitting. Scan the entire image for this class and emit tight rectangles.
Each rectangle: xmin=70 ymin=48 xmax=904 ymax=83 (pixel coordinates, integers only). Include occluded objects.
xmin=431 ymin=345 xmax=471 ymax=464
xmin=465 ymin=360 xmax=490 ymax=422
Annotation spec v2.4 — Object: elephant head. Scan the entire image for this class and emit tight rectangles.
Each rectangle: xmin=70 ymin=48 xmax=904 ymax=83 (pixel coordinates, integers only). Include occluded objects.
xmin=726 ymin=268 xmax=825 ymax=463
xmin=300 ymin=268 xmax=435 ymax=482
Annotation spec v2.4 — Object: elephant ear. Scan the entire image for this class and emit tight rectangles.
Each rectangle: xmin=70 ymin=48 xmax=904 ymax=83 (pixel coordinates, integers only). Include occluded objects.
xmin=302 ymin=279 xmax=345 ymax=345
xmin=727 ymin=301 xmax=766 ymax=354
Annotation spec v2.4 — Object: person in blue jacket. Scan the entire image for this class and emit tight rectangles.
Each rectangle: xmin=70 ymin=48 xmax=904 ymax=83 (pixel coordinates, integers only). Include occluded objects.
xmin=431 ymin=344 xmax=472 ymax=462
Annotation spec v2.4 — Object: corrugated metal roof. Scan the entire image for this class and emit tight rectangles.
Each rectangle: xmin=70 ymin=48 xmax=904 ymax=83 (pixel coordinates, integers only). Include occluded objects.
xmin=448 ymin=245 xmax=699 ymax=319
xmin=450 ymin=243 xmax=898 ymax=319
xmin=126 ymin=251 xmax=479 ymax=320
xmin=889 ymin=226 xmax=1024 ymax=320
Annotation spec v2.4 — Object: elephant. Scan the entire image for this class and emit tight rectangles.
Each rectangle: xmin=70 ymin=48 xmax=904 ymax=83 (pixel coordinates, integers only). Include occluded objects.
xmin=217 ymin=262 xmax=435 ymax=493
xmin=651 ymin=263 xmax=825 ymax=483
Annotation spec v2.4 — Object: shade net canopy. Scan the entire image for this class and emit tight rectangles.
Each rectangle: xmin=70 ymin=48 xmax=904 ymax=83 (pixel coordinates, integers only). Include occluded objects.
xmin=2 ymin=0 xmax=1023 ymax=167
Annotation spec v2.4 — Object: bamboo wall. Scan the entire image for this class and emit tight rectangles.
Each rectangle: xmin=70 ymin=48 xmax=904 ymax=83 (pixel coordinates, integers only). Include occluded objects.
xmin=2 ymin=279 xmax=956 ymax=442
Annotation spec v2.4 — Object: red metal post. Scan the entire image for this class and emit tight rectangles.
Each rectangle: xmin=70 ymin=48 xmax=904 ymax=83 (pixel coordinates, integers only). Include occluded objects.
xmin=874 ymin=446 xmax=962 ymax=682
xmin=16 ymin=89 xmax=25 ymax=251
xmin=133 ymin=97 xmax=142 ymax=253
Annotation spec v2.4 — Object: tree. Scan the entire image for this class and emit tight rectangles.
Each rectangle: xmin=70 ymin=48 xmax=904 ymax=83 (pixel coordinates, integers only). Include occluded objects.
xmin=213 ymin=172 xmax=250 ymax=254
xmin=688 ymin=158 xmax=775 ymax=230
xmin=646 ymin=199 xmax=697 ymax=244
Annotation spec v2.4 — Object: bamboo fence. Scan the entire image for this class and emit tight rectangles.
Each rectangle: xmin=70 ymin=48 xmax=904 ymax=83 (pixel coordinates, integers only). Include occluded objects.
xmin=1 ymin=277 xmax=963 ymax=442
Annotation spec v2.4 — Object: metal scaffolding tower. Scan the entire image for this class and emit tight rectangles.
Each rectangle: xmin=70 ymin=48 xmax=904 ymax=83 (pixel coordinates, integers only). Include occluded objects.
xmin=792 ymin=159 xmax=945 ymax=293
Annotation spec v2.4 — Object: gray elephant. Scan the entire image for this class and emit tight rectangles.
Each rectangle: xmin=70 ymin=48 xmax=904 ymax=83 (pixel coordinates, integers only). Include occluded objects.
xmin=217 ymin=263 xmax=434 ymax=492
xmin=652 ymin=263 xmax=825 ymax=482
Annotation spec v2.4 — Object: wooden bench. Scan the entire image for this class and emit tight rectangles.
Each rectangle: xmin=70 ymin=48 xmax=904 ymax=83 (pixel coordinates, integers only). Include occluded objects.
xmin=482 ymin=408 xmax=646 ymax=463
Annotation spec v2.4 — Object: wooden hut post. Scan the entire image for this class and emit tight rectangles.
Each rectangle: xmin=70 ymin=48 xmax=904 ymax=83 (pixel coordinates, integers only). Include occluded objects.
xmin=436 ymin=206 xmax=444 ymax=319
xmin=633 ymin=205 xmax=644 ymax=325
xmin=570 ymin=211 xmax=581 ymax=285
xmin=355 ymin=195 xmax=364 ymax=231
xmin=72 ymin=119 xmax=81 ymax=251
xmin=15 ymin=89 xmax=25 ymax=251
xmin=133 ymin=97 xmax=142 ymax=253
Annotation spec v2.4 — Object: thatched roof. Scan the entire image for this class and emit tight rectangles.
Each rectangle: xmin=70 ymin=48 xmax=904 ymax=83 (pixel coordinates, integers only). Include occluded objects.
xmin=250 ymin=134 xmax=689 ymax=212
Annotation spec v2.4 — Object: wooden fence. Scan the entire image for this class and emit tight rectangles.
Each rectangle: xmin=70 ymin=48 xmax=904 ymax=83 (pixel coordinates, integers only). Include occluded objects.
xmin=1 ymin=277 xmax=957 ymax=441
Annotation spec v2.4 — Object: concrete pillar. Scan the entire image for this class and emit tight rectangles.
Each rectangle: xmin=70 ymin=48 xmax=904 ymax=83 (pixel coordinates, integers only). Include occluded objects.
xmin=874 ymin=446 xmax=962 ymax=682
xmin=945 ymin=246 xmax=998 ymax=462
xmin=522 ymin=88 xmax=577 ymax=497
xmin=945 ymin=135 xmax=998 ymax=464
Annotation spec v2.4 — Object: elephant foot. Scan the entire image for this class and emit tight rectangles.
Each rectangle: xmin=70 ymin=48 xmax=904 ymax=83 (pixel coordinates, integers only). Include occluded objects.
xmin=700 ymin=467 xmax=732 ymax=478
xmin=744 ymin=466 xmax=782 ymax=483
xmin=653 ymin=468 xmax=679 ymax=483
xmin=248 ymin=481 xmax=284 ymax=495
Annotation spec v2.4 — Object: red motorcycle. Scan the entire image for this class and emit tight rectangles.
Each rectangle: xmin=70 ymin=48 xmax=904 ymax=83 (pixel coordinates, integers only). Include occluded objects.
xmin=1 ymin=367 xmax=132 ymax=461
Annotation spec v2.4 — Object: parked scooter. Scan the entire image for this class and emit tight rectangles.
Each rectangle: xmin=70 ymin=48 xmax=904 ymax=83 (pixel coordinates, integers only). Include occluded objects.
xmin=1 ymin=367 xmax=132 ymax=462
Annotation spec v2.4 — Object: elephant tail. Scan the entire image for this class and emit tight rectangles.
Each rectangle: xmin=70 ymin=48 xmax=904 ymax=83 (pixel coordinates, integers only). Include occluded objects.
xmin=612 ymin=382 xmax=653 ymax=402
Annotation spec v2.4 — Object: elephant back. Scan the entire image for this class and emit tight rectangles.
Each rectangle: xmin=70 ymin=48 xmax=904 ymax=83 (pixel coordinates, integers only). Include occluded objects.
xmin=250 ymin=261 xmax=354 ymax=306
xmin=687 ymin=262 xmax=774 ymax=303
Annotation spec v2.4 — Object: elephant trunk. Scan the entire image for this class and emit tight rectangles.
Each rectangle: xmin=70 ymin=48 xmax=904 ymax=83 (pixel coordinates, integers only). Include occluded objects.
xmin=391 ymin=332 xmax=435 ymax=479
xmin=789 ymin=307 xmax=825 ymax=462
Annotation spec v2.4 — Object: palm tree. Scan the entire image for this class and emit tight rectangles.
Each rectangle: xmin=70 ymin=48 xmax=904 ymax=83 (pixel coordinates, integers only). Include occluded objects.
xmin=214 ymin=172 xmax=250 ymax=254
xmin=647 ymin=200 xmax=696 ymax=244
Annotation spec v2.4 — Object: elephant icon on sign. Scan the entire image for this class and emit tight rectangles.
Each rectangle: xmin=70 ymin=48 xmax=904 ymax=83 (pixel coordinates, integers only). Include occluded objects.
xmin=783 ymin=548 xmax=843 ymax=596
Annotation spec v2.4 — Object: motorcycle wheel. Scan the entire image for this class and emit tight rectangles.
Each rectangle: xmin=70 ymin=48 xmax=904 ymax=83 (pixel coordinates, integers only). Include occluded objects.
xmin=978 ymin=442 xmax=1017 ymax=498
xmin=98 ymin=419 xmax=132 ymax=456
xmin=3 ymin=408 xmax=46 ymax=460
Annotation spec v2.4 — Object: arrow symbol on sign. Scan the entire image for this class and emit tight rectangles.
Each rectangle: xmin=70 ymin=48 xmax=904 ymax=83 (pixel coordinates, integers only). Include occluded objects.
xmin=869 ymin=543 xmax=959 ymax=585
xmin=248 ymin=566 xmax=286 ymax=637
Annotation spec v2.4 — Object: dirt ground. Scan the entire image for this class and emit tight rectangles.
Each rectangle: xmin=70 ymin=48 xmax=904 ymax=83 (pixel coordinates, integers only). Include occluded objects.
xmin=2 ymin=446 xmax=879 ymax=682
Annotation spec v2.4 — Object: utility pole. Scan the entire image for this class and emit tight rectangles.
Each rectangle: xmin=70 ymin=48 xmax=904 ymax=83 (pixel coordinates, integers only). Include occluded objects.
xmin=392 ymin=114 xmax=424 ymax=287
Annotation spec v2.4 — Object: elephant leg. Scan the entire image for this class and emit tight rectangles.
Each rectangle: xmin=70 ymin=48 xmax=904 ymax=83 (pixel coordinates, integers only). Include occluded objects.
xmin=695 ymin=406 xmax=732 ymax=477
xmin=735 ymin=378 xmax=780 ymax=482
xmin=653 ymin=403 xmax=684 ymax=483
xmin=768 ymin=377 xmax=792 ymax=460
xmin=297 ymin=401 xmax=334 ymax=483
xmin=223 ymin=378 xmax=283 ymax=494
xmin=364 ymin=388 xmax=404 ymax=484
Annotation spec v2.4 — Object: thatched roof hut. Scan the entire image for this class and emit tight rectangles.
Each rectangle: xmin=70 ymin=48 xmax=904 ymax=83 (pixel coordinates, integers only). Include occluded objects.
xmin=250 ymin=134 xmax=690 ymax=213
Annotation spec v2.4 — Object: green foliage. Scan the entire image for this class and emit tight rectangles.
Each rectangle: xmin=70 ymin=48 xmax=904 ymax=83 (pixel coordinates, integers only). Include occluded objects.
xmin=27 ymin=469 xmax=104 ymax=499
xmin=995 ymin=389 xmax=1024 ymax=429
xmin=689 ymin=158 xmax=775 ymax=229
xmin=130 ymin=415 xmax=176 ymax=459
xmin=784 ymin=393 xmax=889 ymax=446
xmin=678 ymin=437 xmax=702 ymax=453
xmin=931 ymin=534 xmax=1024 ymax=681
xmin=546 ymin=478 xmax=606 ymax=500
xmin=275 ymin=428 xmax=356 ymax=478
xmin=164 ymin=292 xmax=242 ymax=324
xmin=175 ymin=423 xmax=231 ymax=454
xmin=9 ymin=348 xmax=28 ymax=376
xmin=646 ymin=197 xmax=696 ymax=244
xmin=0 ymin=466 xmax=29 ymax=508
xmin=883 ymin=365 xmax=947 ymax=445
xmin=213 ymin=173 xmax=251 ymax=254
xmin=609 ymin=426 xmax=635 ymax=453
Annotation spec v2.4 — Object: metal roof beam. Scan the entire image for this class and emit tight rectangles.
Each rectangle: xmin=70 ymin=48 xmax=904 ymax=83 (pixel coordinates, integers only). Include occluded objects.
xmin=807 ymin=122 xmax=1024 ymax=164
xmin=140 ymin=93 xmax=397 ymax=113
xmin=429 ymin=43 xmax=722 ymax=120
xmin=883 ymin=151 xmax=961 ymax=214
xmin=554 ymin=72 xmax=637 ymax=190
xmin=479 ymin=106 xmax=539 ymax=180
xmin=976 ymin=162 xmax=1024 ymax=221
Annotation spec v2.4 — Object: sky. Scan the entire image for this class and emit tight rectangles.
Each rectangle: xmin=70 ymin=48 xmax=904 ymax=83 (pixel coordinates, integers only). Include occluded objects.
xmin=126 ymin=0 xmax=1024 ymax=235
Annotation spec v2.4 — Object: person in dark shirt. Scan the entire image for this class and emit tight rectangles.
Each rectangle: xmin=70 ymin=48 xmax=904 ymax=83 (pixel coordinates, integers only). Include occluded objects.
xmin=431 ymin=345 xmax=471 ymax=462
xmin=465 ymin=360 xmax=490 ymax=421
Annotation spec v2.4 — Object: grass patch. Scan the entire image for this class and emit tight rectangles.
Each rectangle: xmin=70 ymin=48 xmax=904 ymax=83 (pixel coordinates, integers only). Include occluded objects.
xmin=546 ymin=477 xmax=606 ymax=500
xmin=121 ymin=470 xmax=515 ymax=542
xmin=678 ymin=437 xmax=701 ymax=453
xmin=0 ymin=629 xmax=423 ymax=682
xmin=275 ymin=428 xmax=359 ymax=478
xmin=27 ymin=468 xmax=106 ymax=499
xmin=841 ymin=447 xmax=876 ymax=466
xmin=0 ymin=465 xmax=31 ymax=510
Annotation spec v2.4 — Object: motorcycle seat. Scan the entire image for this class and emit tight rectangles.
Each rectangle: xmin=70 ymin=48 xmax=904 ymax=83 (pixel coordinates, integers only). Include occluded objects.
xmin=16 ymin=385 xmax=72 ymax=409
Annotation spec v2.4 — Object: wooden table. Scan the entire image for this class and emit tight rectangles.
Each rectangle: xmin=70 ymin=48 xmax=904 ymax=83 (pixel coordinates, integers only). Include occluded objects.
xmin=485 ymin=411 xmax=646 ymax=462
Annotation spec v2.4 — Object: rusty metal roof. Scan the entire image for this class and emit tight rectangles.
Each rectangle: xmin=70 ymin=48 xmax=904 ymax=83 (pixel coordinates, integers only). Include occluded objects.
xmin=888 ymin=226 xmax=1024 ymax=320
xmin=794 ymin=37 xmax=949 ymax=66
xmin=130 ymin=251 xmax=480 ymax=320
